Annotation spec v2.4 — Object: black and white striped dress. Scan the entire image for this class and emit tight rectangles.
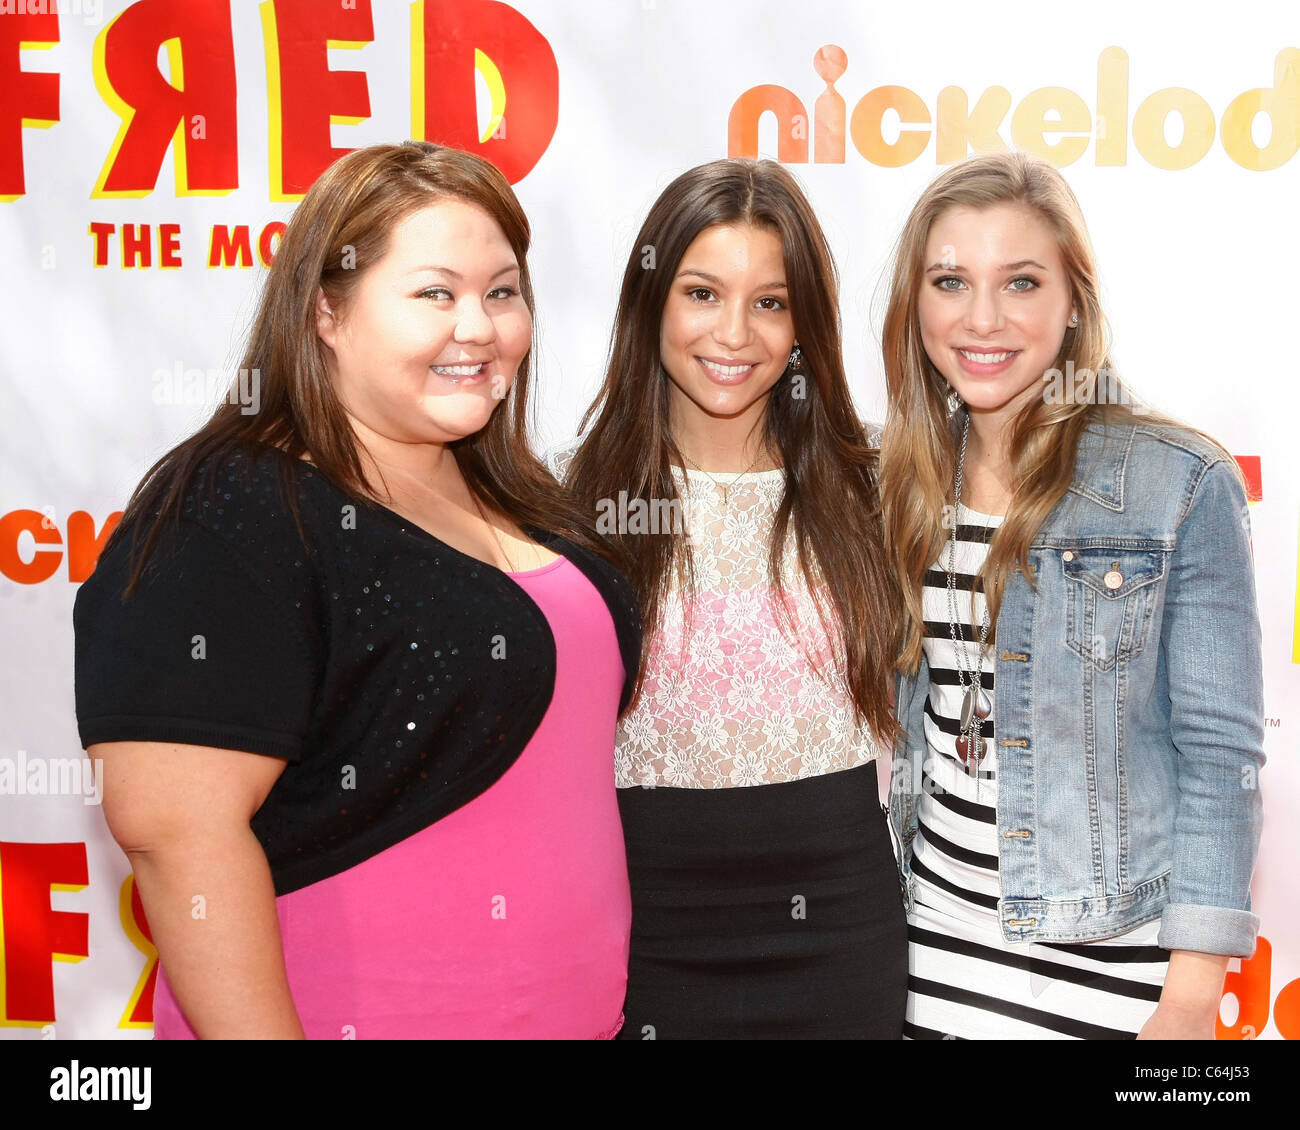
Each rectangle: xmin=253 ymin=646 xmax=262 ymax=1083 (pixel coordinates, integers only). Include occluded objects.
xmin=905 ymin=503 xmax=1170 ymax=1040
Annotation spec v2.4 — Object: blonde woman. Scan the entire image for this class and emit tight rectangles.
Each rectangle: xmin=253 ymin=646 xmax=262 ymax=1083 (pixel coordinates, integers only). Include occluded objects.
xmin=880 ymin=151 xmax=1264 ymax=1039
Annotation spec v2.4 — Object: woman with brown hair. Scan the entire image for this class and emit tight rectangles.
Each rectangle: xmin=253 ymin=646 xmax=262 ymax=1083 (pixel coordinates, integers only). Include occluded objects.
xmin=74 ymin=141 xmax=641 ymax=1039
xmin=880 ymin=151 xmax=1264 ymax=1039
xmin=553 ymin=158 xmax=905 ymax=1038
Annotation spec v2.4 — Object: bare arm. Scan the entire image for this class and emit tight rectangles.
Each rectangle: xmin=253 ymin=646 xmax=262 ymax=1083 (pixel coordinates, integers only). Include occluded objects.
xmin=93 ymin=740 xmax=304 ymax=1039
xmin=1138 ymin=951 xmax=1230 ymax=1040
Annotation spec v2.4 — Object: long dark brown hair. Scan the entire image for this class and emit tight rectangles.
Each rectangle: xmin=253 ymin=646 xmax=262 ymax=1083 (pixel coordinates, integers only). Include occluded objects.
xmin=109 ymin=141 xmax=608 ymax=591
xmin=566 ymin=158 xmax=898 ymax=743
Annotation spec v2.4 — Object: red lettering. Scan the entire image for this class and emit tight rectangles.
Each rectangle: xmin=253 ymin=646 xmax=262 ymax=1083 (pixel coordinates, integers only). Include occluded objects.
xmin=258 ymin=220 xmax=286 ymax=266
xmin=159 ymin=222 xmax=182 ymax=268
xmin=119 ymin=876 xmax=158 ymax=1028
xmin=0 ymin=8 xmax=60 ymax=199
xmin=264 ymin=0 xmax=374 ymax=198
xmin=0 ymin=842 xmax=89 ymax=1026
xmin=89 ymin=221 xmax=115 ymax=267
xmin=415 ymin=0 xmax=559 ymax=184
xmin=1234 ymin=454 xmax=1262 ymax=502
xmin=208 ymin=223 xmax=253 ymax=268
xmin=93 ymin=0 xmax=238 ymax=196
xmin=87 ymin=223 xmax=186 ymax=269
xmin=121 ymin=223 xmax=151 ymax=268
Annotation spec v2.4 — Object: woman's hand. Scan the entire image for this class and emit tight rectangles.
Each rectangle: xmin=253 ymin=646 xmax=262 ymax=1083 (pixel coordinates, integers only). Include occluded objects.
xmin=94 ymin=740 xmax=304 ymax=1039
xmin=1136 ymin=949 xmax=1230 ymax=1040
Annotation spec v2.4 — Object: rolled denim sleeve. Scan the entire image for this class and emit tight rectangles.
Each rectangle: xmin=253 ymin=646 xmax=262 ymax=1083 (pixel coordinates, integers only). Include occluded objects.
xmin=1157 ymin=457 xmax=1265 ymax=957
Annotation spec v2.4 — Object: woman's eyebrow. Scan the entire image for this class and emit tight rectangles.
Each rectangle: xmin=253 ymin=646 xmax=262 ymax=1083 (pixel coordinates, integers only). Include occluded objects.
xmin=676 ymin=268 xmax=787 ymax=289
xmin=408 ymin=264 xmax=520 ymax=279
xmin=925 ymin=259 xmax=1049 ymax=272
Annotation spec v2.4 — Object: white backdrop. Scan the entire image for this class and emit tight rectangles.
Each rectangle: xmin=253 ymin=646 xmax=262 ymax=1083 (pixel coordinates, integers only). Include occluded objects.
xmin=1 ymin=0 xmax=1297 ymax=1038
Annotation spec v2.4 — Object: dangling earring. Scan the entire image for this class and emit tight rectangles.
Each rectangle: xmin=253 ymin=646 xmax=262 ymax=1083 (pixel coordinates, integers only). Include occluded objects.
xmin=787 ymin=344 xmax=802 ymax=373
xmin=945 ymin=384 xmax=962 ymax=416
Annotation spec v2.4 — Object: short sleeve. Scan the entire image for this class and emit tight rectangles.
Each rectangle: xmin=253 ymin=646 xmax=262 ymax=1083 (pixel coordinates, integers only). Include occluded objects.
xmin=74 ymin=520 xmax=322 ymax=761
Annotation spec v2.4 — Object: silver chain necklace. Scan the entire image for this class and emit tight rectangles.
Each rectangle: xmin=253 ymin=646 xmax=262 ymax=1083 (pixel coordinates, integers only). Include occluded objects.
xmin=947 ymin=411 xmax=994 ymax=771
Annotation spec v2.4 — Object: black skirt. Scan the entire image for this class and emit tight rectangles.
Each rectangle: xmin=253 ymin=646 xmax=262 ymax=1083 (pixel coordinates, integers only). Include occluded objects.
xmin=616 ymin=759 xmax=907 ymax=1040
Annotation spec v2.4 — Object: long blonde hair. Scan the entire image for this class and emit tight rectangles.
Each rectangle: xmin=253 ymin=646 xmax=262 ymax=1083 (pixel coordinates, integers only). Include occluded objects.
xmin=881 ymin=151 xmax=1153 ymax=673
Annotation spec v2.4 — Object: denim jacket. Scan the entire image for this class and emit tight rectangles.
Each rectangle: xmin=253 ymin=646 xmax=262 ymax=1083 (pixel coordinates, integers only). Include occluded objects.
xmin=888 ymin=420 xmax=1265 ymax=957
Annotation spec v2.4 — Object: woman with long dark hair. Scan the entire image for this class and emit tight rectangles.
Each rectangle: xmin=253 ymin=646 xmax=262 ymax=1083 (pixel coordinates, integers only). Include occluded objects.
xmin=553 ymin=158 xmax=905 ymax=1038
xmin=74 ymin=141 xmax=640 ymax=1039
xmin=880 ymin=151 xmax=1264 ymax=1039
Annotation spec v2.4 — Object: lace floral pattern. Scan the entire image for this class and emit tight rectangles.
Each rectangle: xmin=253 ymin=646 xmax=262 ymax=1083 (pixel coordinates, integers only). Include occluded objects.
xmin=547 ymin=441 xmax=885 ymax=789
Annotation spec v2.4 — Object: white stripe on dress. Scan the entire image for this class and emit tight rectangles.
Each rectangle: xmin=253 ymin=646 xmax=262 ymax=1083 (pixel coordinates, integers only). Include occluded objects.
xmin=905 ymin=502 xmax=1169 ymax=1040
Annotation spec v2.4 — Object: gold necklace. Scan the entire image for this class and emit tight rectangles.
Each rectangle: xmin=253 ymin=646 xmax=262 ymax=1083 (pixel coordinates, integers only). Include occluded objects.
xmin=679 ymin=449 xmax=771 ymax=510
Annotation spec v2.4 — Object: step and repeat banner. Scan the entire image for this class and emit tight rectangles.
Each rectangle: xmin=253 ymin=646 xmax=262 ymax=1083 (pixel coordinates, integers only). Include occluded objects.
xmin=1 ymin=0 xmax=1297 ymax=1039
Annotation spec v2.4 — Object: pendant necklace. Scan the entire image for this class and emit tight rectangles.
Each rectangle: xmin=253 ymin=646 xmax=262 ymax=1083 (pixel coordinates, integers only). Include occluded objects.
xmin=679 ymin=448 xmax=768 ymax=510
xmin=947 ymin=411 xmax=994 ymax=773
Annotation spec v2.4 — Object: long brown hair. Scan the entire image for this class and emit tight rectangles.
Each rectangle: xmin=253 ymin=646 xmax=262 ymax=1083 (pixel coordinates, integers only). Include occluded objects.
xmin=110 ymin=141 xmax=606 ymax=590
xmin=879 ymin=150 xmax=1232 ymax=673
xmin=567 ymin=158 xmax=898 ymax=743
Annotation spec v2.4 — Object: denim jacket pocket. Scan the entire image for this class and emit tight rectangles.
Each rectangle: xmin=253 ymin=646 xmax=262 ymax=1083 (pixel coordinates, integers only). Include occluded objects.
xmin=1063 ymin=546 xmax=1169 ymax=671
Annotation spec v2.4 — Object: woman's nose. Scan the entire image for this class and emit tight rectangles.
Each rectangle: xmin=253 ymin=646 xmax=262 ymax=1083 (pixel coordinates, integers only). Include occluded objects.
xmin=713 ymin=301 xmax=751 ymax=351
xmin=964 ymin=287 xmax=1005 ymax=336
xmin=454 ymin=298 xmax=497 ymax=343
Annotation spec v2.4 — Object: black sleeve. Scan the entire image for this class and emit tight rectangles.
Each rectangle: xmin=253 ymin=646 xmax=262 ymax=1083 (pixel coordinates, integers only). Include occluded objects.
xmin=74 ymin=520 xmax=322 ymax=761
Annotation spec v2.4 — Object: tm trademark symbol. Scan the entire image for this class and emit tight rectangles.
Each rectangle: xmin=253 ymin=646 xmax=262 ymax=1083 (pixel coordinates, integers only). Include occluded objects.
xmin=1265 ymin=718 xmax=1282 ymax=728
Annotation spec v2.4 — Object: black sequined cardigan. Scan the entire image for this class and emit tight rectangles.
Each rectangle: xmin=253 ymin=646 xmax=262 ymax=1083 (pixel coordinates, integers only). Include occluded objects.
xmin=74 ymin=446 xmax=641 ymax=894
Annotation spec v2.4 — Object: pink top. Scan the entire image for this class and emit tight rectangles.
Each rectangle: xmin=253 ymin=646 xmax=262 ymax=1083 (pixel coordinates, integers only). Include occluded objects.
xmin=152 ymin=556 xmax=631 ymax=1039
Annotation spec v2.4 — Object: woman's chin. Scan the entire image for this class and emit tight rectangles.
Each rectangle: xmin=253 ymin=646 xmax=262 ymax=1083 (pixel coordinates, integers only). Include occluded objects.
xmin=414 ymin=400 xmax=501 ymax=442
xmin=684 ymin=386 xmax=773 ymax=423
xmin=953 ymin=378 xmax=1045 ymax=419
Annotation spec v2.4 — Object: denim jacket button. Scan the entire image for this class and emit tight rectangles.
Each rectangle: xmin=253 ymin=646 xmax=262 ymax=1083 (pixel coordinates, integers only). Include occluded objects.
xmin=1062 ymin=550 xmax=1075 ymax=561
xmin=1103 ymin=567 xmax=1124 ymax=590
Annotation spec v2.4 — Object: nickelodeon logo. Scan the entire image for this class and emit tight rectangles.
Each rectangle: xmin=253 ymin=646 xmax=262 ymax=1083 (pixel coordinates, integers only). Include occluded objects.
xmin=0 ymin=510 xmax=120 ymax=584
xmin=729 ymin=46 xmax=1300 ymax=170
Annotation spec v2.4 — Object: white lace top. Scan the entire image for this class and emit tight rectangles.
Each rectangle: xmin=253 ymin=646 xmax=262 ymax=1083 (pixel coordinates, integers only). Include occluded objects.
xmin=547 ymin=441 xmax=884 ymax=789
